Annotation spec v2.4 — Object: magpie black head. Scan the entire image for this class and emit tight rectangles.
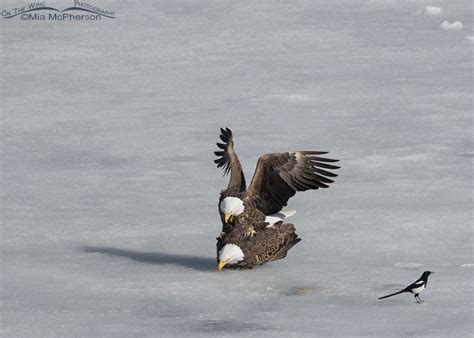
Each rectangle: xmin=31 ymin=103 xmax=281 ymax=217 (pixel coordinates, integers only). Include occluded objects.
xmin=422 ymin=271 xmax=434 ymax=278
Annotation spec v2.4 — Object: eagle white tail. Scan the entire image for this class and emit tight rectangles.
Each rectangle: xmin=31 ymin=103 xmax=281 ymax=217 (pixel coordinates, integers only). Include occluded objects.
xmin=265 ymin=209 xmax=297 ymax=226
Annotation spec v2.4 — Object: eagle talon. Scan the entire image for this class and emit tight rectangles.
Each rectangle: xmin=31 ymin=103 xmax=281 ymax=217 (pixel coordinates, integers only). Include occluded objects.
xmin=245 ymin=227 xmax=257 ymax=237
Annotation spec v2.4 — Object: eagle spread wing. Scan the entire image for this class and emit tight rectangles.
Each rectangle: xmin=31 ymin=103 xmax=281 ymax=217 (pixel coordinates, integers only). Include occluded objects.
xmin=246 ymin=151 xmax=339 ymax=215
xmin=214 ymin=128 xmax=246 ymax=192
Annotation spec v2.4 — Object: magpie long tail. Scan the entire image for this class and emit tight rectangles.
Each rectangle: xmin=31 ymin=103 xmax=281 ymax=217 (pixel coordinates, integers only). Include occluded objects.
xmin=378 ymin=289 xmax=407 ymax=300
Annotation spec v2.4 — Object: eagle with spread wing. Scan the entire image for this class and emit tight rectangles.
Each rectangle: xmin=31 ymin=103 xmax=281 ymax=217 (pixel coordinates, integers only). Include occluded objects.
xmin=214 ymin=128 xmax=340 ymax=270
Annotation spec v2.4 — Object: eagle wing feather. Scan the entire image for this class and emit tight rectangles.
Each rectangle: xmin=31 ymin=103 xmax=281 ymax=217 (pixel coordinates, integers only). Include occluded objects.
xmin=214 ymin=128 xmax=246 ymax=192
xmin=244 ymin=223 xmax=301 ymax=265
xmin=246 ymin=151 xmax=339 ymax=215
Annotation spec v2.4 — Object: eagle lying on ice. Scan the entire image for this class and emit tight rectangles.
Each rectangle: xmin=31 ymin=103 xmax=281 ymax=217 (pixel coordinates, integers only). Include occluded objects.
xmin=214 ymin=128 xmax=339 ymax=270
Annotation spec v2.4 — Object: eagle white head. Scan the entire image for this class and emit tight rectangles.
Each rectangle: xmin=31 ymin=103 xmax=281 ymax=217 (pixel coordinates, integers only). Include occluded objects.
xmin=219 ymin=196 xmax=245 ymax=223
xmin=218 ymin=243 xmax=244 ymax=271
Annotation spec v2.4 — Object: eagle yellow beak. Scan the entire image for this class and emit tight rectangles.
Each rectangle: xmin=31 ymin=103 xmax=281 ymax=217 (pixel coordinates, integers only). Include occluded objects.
xmin=224 ymin=213 xmax=234 ymax=223
xmin=218 ymin=260 xmax=227 ymax=271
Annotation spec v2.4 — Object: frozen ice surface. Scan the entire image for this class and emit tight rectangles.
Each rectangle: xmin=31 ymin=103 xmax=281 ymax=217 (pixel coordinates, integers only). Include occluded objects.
xmin=1 ymin=0 xmax=473 ymax=337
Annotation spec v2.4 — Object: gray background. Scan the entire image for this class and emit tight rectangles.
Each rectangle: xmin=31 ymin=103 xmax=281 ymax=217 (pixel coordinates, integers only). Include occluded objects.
xmin=1 ymin=0 xmax=473 ymax=336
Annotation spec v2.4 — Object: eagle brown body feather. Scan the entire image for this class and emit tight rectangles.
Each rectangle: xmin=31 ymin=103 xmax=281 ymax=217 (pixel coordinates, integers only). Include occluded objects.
xmin=214 ymin=128 xmax=339 ymax=269
xmin=218 ymin=223 xmax=301 ymax=268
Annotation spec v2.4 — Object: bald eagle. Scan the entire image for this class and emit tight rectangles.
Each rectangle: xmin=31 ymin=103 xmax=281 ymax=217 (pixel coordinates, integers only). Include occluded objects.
xmin=214 ymin=128 xmax=339 ymax=270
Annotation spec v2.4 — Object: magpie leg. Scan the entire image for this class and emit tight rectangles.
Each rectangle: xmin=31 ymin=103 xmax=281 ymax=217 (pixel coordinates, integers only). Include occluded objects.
xmin=418 ymin=295 xmax=424 ymax=303
xmin=415 ymin=294 xmax=421 ymax=304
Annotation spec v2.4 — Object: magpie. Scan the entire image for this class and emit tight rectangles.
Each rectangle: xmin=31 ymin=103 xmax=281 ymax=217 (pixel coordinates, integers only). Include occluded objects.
xmin=378 ymin=271 xmax=434 ymax=303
